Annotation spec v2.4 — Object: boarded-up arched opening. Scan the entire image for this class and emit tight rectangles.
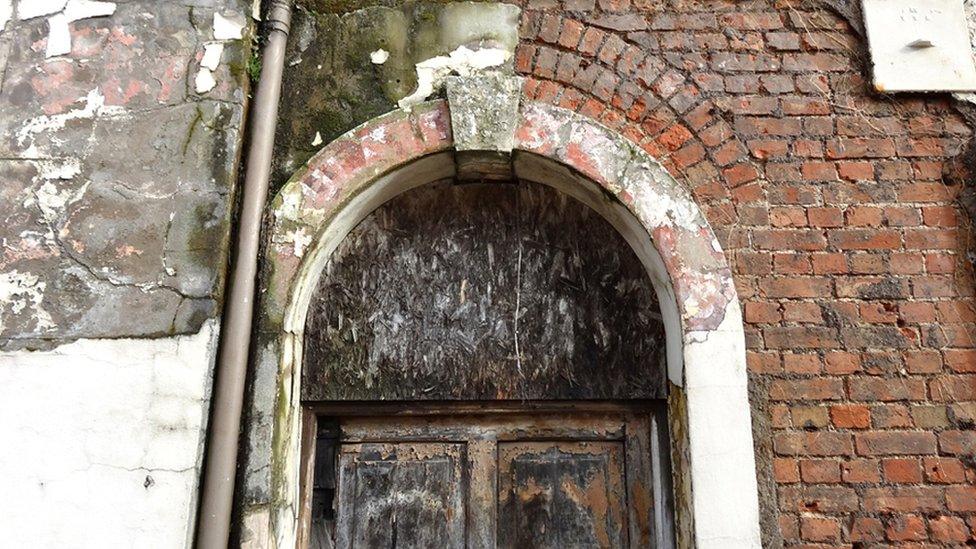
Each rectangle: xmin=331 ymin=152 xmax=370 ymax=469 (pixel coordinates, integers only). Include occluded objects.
xmin=304 ymin=179 xmax=667 ymax=401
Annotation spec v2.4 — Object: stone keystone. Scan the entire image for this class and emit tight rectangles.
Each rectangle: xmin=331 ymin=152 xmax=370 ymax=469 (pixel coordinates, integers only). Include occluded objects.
xmin=445 ymin=74 xmax=524 ymax=153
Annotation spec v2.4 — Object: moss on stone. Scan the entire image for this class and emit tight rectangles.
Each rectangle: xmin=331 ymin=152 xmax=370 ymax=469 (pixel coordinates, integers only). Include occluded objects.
xmin=270 ymin=2 xmax=519 ymax=192
xmin=182 ymin=106 xmax=205 ymax=157
xmin=186 ymin=201 xmax=221 ymax=263
xmin=269 ymin=362 xmax=294 ymax=503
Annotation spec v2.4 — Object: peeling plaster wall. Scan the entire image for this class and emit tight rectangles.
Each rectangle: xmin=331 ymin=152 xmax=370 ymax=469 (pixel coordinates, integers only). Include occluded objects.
xmin=0 ymin=0 xmax=251 ymax=345
xmin=0 ymin=0 xmax=252 ymax=545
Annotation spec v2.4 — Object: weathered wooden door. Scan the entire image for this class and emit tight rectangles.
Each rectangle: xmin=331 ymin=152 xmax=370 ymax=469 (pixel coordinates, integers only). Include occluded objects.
xmin=335 ymin=442 xmax=466 ymax=547
xmin=497 ymin=441 xmax=628 ymax=548
xmin=304 ymin=407 xmax=673 ymax=549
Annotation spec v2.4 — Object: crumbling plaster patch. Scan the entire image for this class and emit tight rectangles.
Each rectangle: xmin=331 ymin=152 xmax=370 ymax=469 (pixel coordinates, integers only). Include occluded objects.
xmin=201 ymin=43 xmax=224 ymax=71
xmin=3 ymin=90 xmax=225 ymax=342
xmin=16 ymin=0 xmax=67 ymax=21
xmin=369 ymin=48 xmax=388 ymax=64
xmin=196 ymin=13 xmax=244 ymax=94
xmin=9 ymin=0 xmax=119 ymax=57
xmin=0 ymin=270 xmax=54 ymax=332
xmin=397 ymin=45 xmax=511 ymax=110
xmin=213 ymin=11 xmax=245 ymax=40
xmin=195 ymin=68 xmax=217 ymax=94
xmin=0 ymin=321 xmax=219 ymax=547
xmin=16 ymin=87 xmax=126 ymax=157
xmin=196 ymin=41 xmax=226 ymax=94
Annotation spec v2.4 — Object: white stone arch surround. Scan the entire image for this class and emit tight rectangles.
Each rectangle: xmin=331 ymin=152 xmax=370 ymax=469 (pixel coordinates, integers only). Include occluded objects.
xmin=242 ymin=83 xmax=762 ymax=548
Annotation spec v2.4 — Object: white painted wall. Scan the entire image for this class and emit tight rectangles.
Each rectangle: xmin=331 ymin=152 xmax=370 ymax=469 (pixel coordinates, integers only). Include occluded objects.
xmin=0 ymin=322 xmax=218 ymax=548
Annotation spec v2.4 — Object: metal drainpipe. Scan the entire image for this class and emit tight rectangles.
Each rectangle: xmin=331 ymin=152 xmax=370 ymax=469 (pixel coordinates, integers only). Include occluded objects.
xmin=196 ymin=1 xmax=292 ymax=547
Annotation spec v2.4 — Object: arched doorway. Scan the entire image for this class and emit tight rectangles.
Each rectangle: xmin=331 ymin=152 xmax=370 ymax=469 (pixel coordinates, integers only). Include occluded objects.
xmin=302 ymin=177 xmax=672 ymax=547
xmin=241 ymin=80 xmax=761 ymax=548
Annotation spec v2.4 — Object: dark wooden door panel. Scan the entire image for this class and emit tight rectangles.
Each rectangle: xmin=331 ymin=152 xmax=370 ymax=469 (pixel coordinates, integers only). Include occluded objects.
xmin=498 ymin=441 xmax=628 ymax=549
xmin=306 ymin=408 xmax=670 ymax=548
xmin=335 ymin=442 xmax=466 ymax=549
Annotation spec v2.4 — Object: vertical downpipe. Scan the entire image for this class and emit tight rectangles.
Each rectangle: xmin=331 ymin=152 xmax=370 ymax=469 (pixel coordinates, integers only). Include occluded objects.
xmin=196 ymin=1 xmax=293 ymax=547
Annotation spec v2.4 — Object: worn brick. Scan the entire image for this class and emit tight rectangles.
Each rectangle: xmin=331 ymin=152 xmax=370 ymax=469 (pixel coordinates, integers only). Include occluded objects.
xmin=774 ymin=431 xmax=852 ymax=456
xmin=830 ymin=405 xmax=870 ymax=429
xmin=863 ymin=486 xmax=944 ymax=512
xmin=939 ymin=431 xmax=976 ymax=455
xmin=881 ymin=458 xmax=922 ymax=483
xmin=770 ymin=380 xmax=842 ymax=401
xmin=849 ymin=377 xmax=926 ymax=401
xmin=946 ymin=486 xmax=976 ymax=512
xmin=800 ymin=459 xmax=841 ymax=483
xmin=855 ymin=431 xmax=937 ymax=456
xmin=929 ymin=516 xmax=971 ymax=543
xmin=849 ymin=517 xmax=884 ymax=542
xmin=765 ymin=326 xmax=839 ymax=349
xmin=779 ymin=485 xmax=859 ymax=513
xmin=923 ymin=457 xmax=967 ymax=484
xmin=828 ymin=229 xmax=902 ymax=250
xmin=800 ymin=516 xmax=840 ymax=543
xmin=773 ymin=457 xmax=800 ymax=483
xmin=886 ymin=515 xmax=927 ymax=542
xmin=842 ymin=459 xmax=880 ymax=483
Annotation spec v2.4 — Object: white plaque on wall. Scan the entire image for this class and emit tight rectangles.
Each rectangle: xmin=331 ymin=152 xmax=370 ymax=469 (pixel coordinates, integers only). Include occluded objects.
xmin=863 ymin=0 xmax=976 ymax=92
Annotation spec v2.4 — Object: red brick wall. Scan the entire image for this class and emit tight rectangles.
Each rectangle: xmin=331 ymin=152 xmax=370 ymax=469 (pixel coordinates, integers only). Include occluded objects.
xmin=516 ymin=0 xmax=976 ymax=546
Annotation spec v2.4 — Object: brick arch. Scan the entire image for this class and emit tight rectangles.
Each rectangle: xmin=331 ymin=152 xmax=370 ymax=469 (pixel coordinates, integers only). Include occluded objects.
xmin=246 ymin=98 xmax=761 ymax=548
xmin=519 ymin=75 xmax=748 ymax=235
xmin=513 ymin=10 xmax=766 ymax=229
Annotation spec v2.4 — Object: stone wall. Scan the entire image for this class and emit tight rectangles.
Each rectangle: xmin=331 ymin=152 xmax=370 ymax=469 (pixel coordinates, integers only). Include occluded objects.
xmin=0 ymin=0 xmax=252 ymax=545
